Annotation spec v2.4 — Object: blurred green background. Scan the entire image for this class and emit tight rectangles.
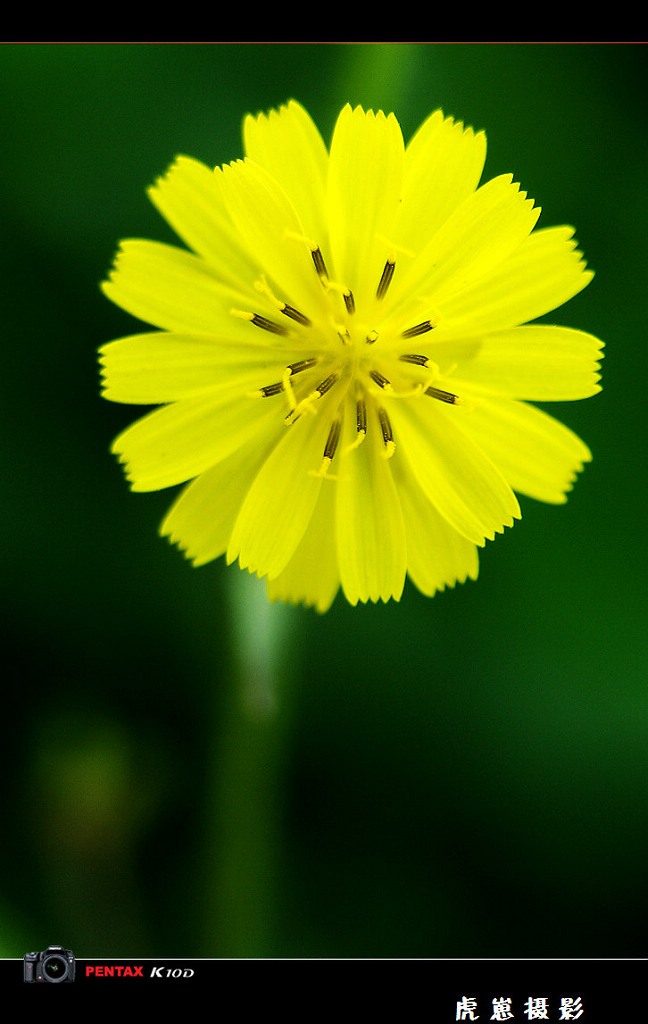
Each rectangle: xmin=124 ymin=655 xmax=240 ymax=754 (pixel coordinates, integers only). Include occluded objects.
xmin=1 ymin=42 xmax=646 ymax=959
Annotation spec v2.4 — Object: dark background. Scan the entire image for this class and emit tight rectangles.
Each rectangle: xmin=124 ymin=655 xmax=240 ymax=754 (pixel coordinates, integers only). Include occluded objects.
xmin=1 ymin=42 xmax=646 ymax=961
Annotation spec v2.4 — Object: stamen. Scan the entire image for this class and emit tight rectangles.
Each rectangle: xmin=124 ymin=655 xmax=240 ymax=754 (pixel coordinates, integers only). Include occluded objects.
xmin=378 ymin=407 xmax=396 ymax=458
xmin=366 ymin=330 xmax=379 ymax=345
xmin=285 ymin=372 xmax=340 ymax=425
xmin=250 ymin=314 xmax=289 ymax=335
xmin=283 ymin=231 xmax=332 ymax=290
xmin=310 ymin=418 xmax=343 ymax=478
xmin=376 ymin=258 xmax=395 ymax=300
xmin=282 ymin=304 xmax=311 ymax=326
xmin=254 ymin=358 xmax=318 ymax=404
xmin=402 ymin=320 xmax=435 ymax=339
xmin=284 ymin=230 xmax=328 ymax=281
xmin=315 ymin=373 xmax=339 ymax=397
xmin=345 ymin=398 xmax=367 ymax=453
xmin=307 ymin=256 xmax=355 ymax=321
xmin=281 ymin=359 xmax=318 ymax=412
xmin=258 ymin=382 xmax=284 ymax=398
xmin=287 ymin=358 xmax=318 ymax=375
xmin=231 ymin=309 xmax=289 ymax=336
xmin=311 ymin=246 xmax=328 ymax=280
xmin=281 ymin=365 xmax=297 ymax=411
xmin=336 ymin=325 xmax=351 ymax=346
xmin=323 ymin=418 xmax=342 ymax=462
xmin=425 ymin=385 xmax=461 ymax=405
xmin=369 ymin=370 xmax=393 ymax=391
xmin=323 ymin=275 xmax=353 ymax=304
xmin=400 ymin=353 xmax=430 ymax=367
xmin=254 ymin=276 xmax=311 ymax=326
xmin=356 ymin=398 xmax=367 ymax=439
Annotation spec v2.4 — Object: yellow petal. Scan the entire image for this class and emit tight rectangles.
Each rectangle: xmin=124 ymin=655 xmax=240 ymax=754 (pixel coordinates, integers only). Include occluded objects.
xmin=266 ymin=477 xmax=340 ymax=613
xmin=389 ymin=397 xmax=520 ymax=545
xmin=160 ymin=435 xmax=270 ymax=566
xmin=398 ymin=110 xmax=486 ymax=256
xmin=439 ymin=226 xmax=593 ymax=333
xmin=147 ymin=156 xmax=258 ymax=289
xmin=101 ymin=239 xmax=240 ymax=333
xmin=437 ymin=325 xmax=604 ymax=400
xmin=456 ymin=397 xmax=592 ymax=504
xmin=227 ymin=402 xmax=336 ymax=580
xmin=327 ymin=105 xmax=404 ymax=306
xmin=112 ymin=384 xmax=281 ymax=492
xmin=217 ymin=158 xmax=323 ymax=320
xmin=336 ymin=403 xmax=407 ymax=605
xmin=392 ymin=455 xmax=479 ymax=596
xmin=99 ymin=331 xmax=307 ymax=405
xmin=391 ymin=174 xmax=540 ymax=315
xmin=243 ymin=99 xmax=329 ymax=246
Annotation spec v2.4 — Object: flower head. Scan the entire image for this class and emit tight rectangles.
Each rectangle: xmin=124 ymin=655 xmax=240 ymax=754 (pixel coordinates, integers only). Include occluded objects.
xmin=100 ymin=101 xmax=603 ymax=612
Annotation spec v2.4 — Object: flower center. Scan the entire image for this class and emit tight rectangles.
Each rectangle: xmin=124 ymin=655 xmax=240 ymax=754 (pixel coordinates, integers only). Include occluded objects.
xmin=231 ymin=240 xmax=463 ymax=476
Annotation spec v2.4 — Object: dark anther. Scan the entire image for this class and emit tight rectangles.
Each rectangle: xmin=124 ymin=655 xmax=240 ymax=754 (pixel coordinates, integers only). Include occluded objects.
xmin=250 ymin=314 xmax=290 ymax=336
xmin=376 ymin=258 xmax=395 ymax=300
xmin=402 ymin=320 xmax=434 ymax=339
xmin=425 ymin=385 xmax=459 ymax=405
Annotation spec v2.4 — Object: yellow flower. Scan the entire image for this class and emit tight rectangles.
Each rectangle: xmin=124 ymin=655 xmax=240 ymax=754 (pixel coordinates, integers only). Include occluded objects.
xmin=100 ymin=101 xmax=602 ymax=612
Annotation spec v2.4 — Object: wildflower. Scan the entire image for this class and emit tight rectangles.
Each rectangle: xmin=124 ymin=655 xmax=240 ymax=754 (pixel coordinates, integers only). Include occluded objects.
xmin=100 ymin=101 xmax=602 ymax=612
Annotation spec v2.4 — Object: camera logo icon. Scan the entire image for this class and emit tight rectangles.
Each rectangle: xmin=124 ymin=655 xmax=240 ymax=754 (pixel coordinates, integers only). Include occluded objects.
xmin=24 ymin=946 xmax=75 ymax=983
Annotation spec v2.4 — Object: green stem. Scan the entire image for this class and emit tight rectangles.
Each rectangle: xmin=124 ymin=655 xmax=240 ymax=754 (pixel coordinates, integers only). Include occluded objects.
xmin=203 ymin=572 xmax=295 ymax=957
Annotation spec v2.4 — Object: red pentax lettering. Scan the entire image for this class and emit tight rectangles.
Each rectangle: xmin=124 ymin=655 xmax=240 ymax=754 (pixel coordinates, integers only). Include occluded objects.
xmin=85 ymin=965 xmax=144 ymax=977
